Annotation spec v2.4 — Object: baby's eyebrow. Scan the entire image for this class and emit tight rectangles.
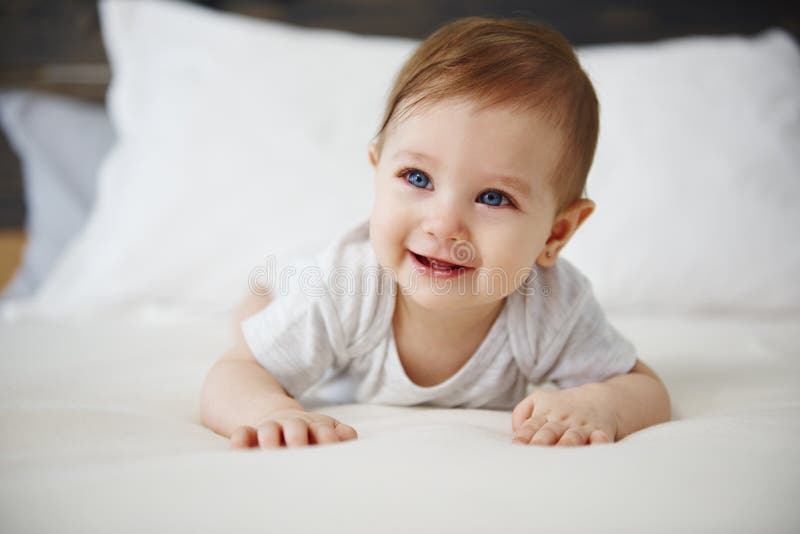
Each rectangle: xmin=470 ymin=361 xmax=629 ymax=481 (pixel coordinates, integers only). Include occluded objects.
xmin=493 ymin=174 xmax=531 ymax=198
xmin=393 ymin=149 xmax=532 ymax=198
xmin=393 ymin=150 xmax=436 ymax=163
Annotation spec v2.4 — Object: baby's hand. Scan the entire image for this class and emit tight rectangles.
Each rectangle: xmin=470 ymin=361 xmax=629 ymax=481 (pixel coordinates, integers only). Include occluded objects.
xmin=229 ymin=409 xmax=358 ymax=449
xmin=511 ymin=386 xmax=618 ymax=447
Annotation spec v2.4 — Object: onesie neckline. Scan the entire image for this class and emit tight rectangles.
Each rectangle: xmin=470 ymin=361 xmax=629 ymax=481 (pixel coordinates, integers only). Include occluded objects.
xmin=385 ymin=292 xmax=512 ymax=392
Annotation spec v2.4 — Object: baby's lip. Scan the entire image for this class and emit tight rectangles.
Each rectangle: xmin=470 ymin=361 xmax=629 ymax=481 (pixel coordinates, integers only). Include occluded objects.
xmin=409 ymin=249 xmax=473 ymax=269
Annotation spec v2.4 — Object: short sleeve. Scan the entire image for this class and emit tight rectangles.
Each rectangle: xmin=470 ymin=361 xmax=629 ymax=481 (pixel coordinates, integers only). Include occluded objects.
xmin=240 ymin=281 xmax=350 ymax=400
xmin=542 ymin=288 xmax=638 ymax=389
xmin=239 ymin=218 xmax=384 ymax=400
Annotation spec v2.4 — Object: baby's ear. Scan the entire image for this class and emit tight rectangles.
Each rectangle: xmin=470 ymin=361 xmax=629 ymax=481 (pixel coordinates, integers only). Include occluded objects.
xmin=536 ymin=198 xmax=595 ymax=267
xmin=368 ymin=142 xmax=380 ymax=168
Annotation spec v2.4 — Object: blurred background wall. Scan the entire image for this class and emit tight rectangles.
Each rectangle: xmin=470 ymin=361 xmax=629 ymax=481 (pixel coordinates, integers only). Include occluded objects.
xmin=1 ymin=0 xmax=798 ymax=230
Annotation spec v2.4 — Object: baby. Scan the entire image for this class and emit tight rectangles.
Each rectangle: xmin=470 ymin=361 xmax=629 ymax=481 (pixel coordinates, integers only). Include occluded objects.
xmin=201 ymin=16 xmax=671 ymax=449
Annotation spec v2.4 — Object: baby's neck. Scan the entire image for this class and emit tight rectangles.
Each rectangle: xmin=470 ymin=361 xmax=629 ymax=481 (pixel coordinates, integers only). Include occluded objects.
xmin=391 ymin=293 xmax=506 ymax=387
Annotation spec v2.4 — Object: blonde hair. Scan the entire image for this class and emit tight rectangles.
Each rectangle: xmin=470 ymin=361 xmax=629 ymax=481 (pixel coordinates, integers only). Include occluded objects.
xmin=373 ymin=16 xmax=599 ymax=214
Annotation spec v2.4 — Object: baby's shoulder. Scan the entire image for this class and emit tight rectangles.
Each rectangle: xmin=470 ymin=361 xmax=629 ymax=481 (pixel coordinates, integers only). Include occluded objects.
xmin=505 ymin=257 xmax=598 ymax=375
xmin=507 ymin=258 xmax=594 ymax=343
xmin=312 ymin=218 xmax=395 ymax=343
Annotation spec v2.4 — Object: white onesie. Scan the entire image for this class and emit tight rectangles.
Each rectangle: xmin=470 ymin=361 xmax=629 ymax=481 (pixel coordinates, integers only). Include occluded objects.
xmin=241 ymin=218 xmax=638 ymax=410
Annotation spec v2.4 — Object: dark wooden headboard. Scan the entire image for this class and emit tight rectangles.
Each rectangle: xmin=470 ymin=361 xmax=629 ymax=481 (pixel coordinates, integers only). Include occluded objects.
xmin=1 ymin=0 xmax=798 ymax=229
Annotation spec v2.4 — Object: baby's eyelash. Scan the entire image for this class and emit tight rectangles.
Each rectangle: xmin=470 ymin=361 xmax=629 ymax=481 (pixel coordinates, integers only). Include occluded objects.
xmin=397 ymin=167 xmax=424 ymax=180
xmin=396 ymin=167 xmax=517 ymax=208
xmin=484 ymin=188 xmax=518 ymax=209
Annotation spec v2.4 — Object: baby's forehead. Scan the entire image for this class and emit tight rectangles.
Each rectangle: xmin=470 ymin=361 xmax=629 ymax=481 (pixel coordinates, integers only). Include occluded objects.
xmin=388 ymin=98 xmax=563 ymax=162
xmin=390 ymin=96 xmax=561 ymax=138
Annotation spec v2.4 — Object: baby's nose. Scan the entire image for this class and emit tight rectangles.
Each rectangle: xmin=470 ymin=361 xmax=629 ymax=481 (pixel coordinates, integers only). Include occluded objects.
xmin=421 ymin=204 xmax=469 ymax=242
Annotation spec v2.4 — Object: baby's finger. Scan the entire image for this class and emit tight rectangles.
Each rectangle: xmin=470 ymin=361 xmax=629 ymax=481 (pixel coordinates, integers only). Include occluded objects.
xmin=512 ymin=414 xmax=546 ymax=444
xmin=529 ymin=421 xmax=568 ymax=446
xmin=511 ymin=396 xmax=535 ymax=433
xmin=229 ymin=426 xmax=258 ymax=449
xmin=556 ymin=427 xmax=589 ymax=447
xmin=589 ymin=429 xmax=612 ymax=445
xmin=309 ymin=422 xmax=339 ymax=445
xmin=256 ymin=421 xmax=282 ymax=449
xmin=333 ymin=421 xmax=358 ymax=442
xmin=282 ymin=418 xmax=310 ymax=448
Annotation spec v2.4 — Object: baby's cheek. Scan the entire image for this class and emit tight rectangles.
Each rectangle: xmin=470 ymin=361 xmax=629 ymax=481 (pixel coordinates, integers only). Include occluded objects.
xmin=499 ymin=230 xmax=545 ymax=268
xmin=369 ymin=209 xmax=404 ymax=261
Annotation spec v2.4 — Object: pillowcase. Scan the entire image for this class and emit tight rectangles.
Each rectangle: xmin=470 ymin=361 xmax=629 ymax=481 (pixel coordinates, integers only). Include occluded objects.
xmin=12 ymin=0 xmax=800 ymax=319
xmin=0 ymin=90 xmax=113 ymax=299
xmin=564 ymin=31 xmax=800 ymax=314
xmin=11 ymin=0 xmax=417 ymax=319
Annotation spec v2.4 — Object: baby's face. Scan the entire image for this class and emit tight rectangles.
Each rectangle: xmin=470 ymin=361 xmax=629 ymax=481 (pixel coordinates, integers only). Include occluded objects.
xmin=369 ymin=97 xmax=564 ymax=310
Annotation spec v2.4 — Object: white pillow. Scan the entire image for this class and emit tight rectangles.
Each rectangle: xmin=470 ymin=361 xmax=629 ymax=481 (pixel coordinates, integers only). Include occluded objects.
xmin=12 ymin=0 xmax=416 ymax=318
xmin=12 ymin=0 xmax=800 ymax=319
xmin=564 ymin=31 xmax=800 ymax=314
xmin=0 ymin=90 xmax=113 ymax=299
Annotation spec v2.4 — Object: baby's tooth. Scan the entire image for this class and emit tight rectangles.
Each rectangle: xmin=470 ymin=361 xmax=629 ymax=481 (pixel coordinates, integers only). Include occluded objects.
xmin=430 ymin=259 xmax=455 ymax=269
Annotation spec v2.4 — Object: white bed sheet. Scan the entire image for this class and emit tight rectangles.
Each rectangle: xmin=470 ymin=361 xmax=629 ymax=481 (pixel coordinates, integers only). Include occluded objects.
xmin=1 ymin=313 xmax=799 ymax=533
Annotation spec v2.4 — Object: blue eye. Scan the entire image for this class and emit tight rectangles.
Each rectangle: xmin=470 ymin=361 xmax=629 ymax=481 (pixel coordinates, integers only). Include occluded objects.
xmin=478 ymin=190 xmax=512 ymax=207
xmin=406 ymin=170 xmax=432 ymax=189
xmin=399 ymin=168 xmax=515 ymax=208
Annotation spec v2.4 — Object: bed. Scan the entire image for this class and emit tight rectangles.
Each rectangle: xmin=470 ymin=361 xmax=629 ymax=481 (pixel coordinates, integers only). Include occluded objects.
xmin=2 ymin=314 xmax=799 ymax=532
xmin=1 ymin=1 xmax=799 ymax=533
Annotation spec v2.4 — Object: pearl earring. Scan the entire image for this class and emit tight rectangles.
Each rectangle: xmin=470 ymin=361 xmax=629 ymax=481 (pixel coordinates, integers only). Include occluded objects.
xmin=546 ymin=251 xmax=552 ymax=258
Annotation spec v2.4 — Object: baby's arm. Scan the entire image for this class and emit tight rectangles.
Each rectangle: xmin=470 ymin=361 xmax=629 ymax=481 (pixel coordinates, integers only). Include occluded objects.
xmin=200 ymin=298 xmax=358 ymax=449
xmin=511 ymin=359 xmax=671 ymax=446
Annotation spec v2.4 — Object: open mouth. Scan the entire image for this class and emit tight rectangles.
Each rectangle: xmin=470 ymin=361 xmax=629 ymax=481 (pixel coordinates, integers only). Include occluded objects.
xmin=411 ymin=251 xmax=466 ymax=271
